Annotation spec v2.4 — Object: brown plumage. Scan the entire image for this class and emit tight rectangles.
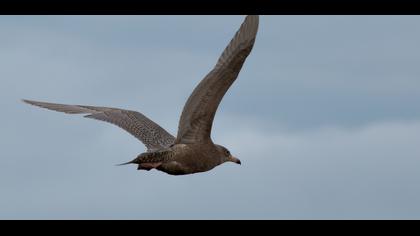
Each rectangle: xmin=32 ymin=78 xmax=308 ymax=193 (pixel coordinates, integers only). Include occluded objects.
xmin=23 ymin=15 xmax=259 ymax=175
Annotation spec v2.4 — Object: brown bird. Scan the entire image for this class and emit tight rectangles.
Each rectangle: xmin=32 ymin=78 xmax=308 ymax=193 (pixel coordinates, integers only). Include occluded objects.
xmin=23 ymin=15 xmax=259 ymax=175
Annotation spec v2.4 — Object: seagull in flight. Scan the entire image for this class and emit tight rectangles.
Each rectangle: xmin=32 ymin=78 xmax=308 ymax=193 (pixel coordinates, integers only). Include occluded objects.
xmin=23 ymin=15 xmax=259 ymax=175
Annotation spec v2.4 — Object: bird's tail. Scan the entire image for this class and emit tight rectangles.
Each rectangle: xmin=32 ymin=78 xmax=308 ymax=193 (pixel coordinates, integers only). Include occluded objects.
xmin=116 ymin=152 xmax=166 ymax=170
xmin=115 ymin=158 xmax=137 ymax=166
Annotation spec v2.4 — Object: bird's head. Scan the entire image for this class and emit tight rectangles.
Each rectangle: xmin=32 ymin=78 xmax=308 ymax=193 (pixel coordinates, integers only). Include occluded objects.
xmin=216 ymin=144 xmax=241 ymax=165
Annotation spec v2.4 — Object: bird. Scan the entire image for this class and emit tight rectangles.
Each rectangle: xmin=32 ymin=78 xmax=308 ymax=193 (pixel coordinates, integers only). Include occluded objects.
xmin=23 ymin=15 xmax=259 ymax=175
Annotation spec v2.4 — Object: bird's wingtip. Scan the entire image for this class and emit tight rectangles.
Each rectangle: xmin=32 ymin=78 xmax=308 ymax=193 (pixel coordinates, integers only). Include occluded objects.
xmin=22 ymin=99 xmax=37 ymax=106
xmin=245 ymin=15 xmax=259 ymax=23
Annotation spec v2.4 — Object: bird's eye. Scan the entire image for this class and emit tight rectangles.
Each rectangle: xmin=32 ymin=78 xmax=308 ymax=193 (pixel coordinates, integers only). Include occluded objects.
xmin=226 ymin=150 xmax=230 ymax=155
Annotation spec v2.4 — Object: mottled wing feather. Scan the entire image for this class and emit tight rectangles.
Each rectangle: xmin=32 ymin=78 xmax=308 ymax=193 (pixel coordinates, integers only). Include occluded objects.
xmin=175 ymin=15 xmax=259 ymax=144
xmin=23 ymin=99 xmax=175 ymax=151
xmin=86 ymin=110 xmax=175 ymax=151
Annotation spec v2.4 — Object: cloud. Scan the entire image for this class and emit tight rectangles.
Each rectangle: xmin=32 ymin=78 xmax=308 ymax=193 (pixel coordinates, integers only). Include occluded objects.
xmin=2 ymin=113 xmax=420 ymax=219
xmin=212 ymin=117 xmax=420 ymax=219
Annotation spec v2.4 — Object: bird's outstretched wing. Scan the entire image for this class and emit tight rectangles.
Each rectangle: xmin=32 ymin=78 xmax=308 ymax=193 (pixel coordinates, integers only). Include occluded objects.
xmin=175 ymin=15 xmax=259 ymax=144
xmin=23 ymin=99 xmax=175 ymax=151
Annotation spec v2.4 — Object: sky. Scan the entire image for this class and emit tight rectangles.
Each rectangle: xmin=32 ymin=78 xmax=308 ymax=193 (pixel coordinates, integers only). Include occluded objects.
xmin=1 ymin=15 xmax=420 ymax=219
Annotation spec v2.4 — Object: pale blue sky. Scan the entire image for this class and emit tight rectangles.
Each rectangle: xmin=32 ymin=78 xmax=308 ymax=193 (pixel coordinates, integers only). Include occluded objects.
xmin=1 ymin=16 xmax=420 ymax=219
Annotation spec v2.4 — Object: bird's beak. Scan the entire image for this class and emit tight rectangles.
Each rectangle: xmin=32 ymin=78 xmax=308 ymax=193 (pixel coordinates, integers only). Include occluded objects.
xmin=230 ymin=155 xmax=241 ymax=165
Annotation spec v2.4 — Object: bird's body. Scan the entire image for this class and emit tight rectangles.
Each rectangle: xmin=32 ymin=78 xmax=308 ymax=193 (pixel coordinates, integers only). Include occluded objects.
xmin=23 ymin=15 xmax=259 ymax=175
xmin=120 ymin=142 xmax=229 ymax=175
xmin=154 ymin=143 xmax=222 ymax=175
